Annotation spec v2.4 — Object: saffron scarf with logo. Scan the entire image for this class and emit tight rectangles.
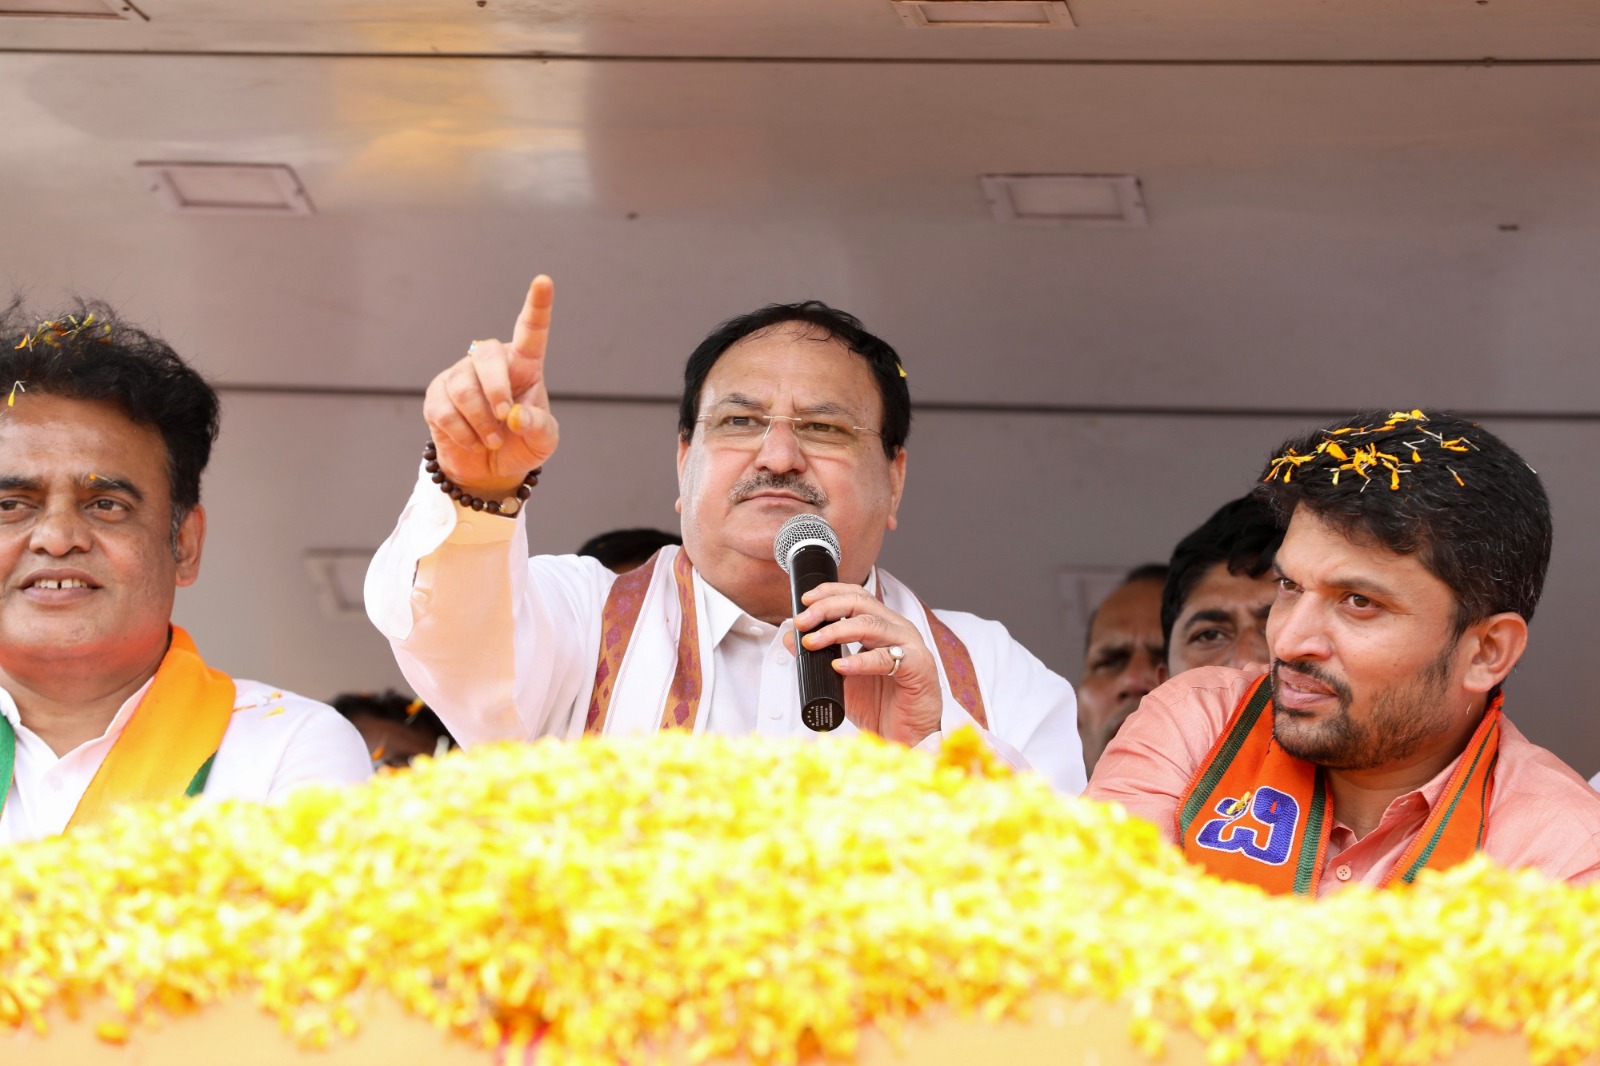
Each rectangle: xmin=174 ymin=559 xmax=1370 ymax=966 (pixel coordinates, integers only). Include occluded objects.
xmin=1175 ymin=674 xmax=1501 ymax=896
xmin=584 ymin=547 xmax=989 ymax=734
xmin=0 ymin=626 xmax=236 ymax=830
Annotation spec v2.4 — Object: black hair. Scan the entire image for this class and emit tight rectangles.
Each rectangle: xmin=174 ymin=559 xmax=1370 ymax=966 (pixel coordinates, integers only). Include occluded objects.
xmin=0 ymin=299 xmax=219 ymax=548
xmin=331 ymin=690 xmax=452 ymax=742
xmin=1161 ymin=495 xmax=1285 ymax=645
xmin=1253 ymin=410 xmax=1551 ymax=631
xmin=577 ymin=527 xmax=682 ymax=571
xmin=677 ymin=301 xmax=911 ymax=459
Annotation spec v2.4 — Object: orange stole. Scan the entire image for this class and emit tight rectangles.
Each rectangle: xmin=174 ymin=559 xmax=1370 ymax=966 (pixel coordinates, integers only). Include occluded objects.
xmin=65 ymin=626 xmax=237 ymax=831
xmin=584 ymin=551 xmax=987 ymax=734
xmin=1176 ymin=675 xmax=1502 ymax=896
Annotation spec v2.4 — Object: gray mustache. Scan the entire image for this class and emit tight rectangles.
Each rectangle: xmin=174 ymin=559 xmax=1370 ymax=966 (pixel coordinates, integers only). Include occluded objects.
xmin=730 ymin=473 xmax=827 ymax=508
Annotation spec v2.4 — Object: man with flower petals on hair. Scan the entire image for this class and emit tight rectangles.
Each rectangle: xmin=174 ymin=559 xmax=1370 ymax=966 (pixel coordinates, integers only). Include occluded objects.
xmin=364 ymin=277 xmax=1085 ymax=793
xmin=0 ymin=301 xmax=371 ymax=843
xmin=1089 ymin=410 xmax=1600 ymax=893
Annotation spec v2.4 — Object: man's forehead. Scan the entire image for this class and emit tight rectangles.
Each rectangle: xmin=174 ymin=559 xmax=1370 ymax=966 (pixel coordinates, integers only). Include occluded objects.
xmin=0 ymin=392 xmax=153 ymax=434
xmin=1277 ymin=509 xmax=1438 ymax=592
xmin=0 ymin=394 xmax=168 ymax=484
xmin=703 ymin=329 xmax=874 ymax=400
xmin=1090 ymin=580 xmax=1164 ymax=643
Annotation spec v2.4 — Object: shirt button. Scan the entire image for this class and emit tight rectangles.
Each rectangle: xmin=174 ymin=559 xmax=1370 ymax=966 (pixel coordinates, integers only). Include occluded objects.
xmin=768 ymin=707 xmax=783 ymax=720
xmin=1334 ymin=864 xmax=1352 ymax=882
xmin=48 ymin=777 xmax=64 ymax=793
xmin=774 ymin=652 xmax=790 ymax=665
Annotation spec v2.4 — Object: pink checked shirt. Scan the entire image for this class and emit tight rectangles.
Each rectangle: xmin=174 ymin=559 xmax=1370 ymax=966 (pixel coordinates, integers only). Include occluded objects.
xmin=1087 ymin=667 xmax=1600 ymax=895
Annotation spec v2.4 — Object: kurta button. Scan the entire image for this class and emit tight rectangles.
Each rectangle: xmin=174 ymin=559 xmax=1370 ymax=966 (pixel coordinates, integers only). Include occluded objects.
xmin=1335 ymin=864 xmax=1353 ymax=882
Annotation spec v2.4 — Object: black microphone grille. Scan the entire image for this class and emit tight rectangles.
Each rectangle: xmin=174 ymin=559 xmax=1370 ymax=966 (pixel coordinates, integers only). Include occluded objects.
xmin=773 ymin=514 xmax=841 ymax=574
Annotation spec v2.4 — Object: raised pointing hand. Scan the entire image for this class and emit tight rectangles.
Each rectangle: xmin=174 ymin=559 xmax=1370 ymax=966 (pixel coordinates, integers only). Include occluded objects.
xmin=422 ymin=276 xmax=560 ymax=497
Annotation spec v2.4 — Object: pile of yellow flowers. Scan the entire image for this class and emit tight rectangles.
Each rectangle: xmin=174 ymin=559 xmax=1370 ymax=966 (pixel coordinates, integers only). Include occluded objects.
xmin=0 ymin=730 xmax=1597 ymax=1066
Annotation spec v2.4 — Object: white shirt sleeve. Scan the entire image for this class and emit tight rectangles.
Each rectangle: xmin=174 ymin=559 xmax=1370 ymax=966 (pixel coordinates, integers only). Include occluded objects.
xmin=206 ymin=684 xmax=374 ymax=803
xmin=255 ymin=698 xmax=374 ymax=800
xmin=364 ymin=468 xmax=614 ymax=746
xmin=925 ymin=609 xmax=1088 ymax=796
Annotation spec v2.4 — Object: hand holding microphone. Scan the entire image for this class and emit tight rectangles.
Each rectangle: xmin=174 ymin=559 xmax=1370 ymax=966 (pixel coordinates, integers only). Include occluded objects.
xmin=774 ymin=514 xmax=945 ymax=746
xmin=774 ymin=514 xmax=847 ymax=730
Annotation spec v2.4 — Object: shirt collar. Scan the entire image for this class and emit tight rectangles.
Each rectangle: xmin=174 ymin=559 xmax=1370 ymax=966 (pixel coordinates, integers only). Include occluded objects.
xmin=1330 ymin=743 xmax=1467 ymax=836
xmin=698 ymin=567 xmax=880 ymax=648
xmin=0 ymin=675 xmax=156 ymax=747
xmin=1408 ymin=747 xmax=1467 ymax=813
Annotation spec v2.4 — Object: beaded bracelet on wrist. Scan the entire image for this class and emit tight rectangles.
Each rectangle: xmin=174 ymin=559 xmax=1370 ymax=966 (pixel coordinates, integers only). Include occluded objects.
xmin=423 ymin=440 xmax=541 ymax=517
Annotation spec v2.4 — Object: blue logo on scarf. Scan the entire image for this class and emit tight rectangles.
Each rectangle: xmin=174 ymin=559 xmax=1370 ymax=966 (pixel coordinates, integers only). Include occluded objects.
xmin=1195 ymin=786 xmax=1299 ymax=866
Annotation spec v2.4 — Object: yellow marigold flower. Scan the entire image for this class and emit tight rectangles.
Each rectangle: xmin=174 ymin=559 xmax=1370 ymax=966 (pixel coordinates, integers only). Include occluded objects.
xmin=0 ymin=731 xmax=1596 ymax=1066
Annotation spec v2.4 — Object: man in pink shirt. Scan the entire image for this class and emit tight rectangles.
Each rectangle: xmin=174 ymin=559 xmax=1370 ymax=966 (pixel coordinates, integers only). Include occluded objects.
xmin=1089 ymin=410 xmax=1600 ymax=895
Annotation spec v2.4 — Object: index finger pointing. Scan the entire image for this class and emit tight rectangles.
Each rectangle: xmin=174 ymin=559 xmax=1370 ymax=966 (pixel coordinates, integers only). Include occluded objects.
xmin=509 ymin=274 xmax=554 ymax=369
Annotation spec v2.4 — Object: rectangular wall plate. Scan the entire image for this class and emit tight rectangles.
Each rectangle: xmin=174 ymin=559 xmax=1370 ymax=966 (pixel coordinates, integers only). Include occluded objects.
xmin=892 ymin=1 xmax=1074 ymax=28
xmin=981 ymin=174 xmax=1148 ymax=227
xmin=0 ymin=0 xmax=146 ymax=20
xmin=136 ymin=162 xmax=315 ymax=217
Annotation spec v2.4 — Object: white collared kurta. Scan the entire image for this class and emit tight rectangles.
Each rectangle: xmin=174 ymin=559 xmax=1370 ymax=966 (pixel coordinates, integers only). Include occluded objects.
xmin=366 ymin=469 xmax=1086 ymax=794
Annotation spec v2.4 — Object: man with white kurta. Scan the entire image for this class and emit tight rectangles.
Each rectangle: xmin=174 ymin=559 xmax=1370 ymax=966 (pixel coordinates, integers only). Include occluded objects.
xmin=0 ymin=303 xmax=371 ymax=843
xmin=365 ymin=278 xmax=1085 ymax=792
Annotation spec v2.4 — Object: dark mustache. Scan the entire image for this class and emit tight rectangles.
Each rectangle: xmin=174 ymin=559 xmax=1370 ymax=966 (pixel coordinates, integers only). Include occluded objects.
xmin=1272 ymin=658 xmax=1354 ymax=703
xmin=730 ymin=472 xmax=827 ymax=508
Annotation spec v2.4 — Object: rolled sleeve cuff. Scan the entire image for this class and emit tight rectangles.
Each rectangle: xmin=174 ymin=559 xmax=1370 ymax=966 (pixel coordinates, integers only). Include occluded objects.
xmin=364 ymin=465 xmax=521 ymax=639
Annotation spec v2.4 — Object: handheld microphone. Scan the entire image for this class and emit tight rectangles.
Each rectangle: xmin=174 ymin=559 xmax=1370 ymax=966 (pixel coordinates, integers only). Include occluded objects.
xmin=774 ymin=513 xmax=846 ymax=732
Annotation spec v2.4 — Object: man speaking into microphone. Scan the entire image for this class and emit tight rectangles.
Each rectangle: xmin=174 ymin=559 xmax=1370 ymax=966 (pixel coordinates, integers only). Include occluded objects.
xmin=365 ymin=278 xmax=1085 ymax=793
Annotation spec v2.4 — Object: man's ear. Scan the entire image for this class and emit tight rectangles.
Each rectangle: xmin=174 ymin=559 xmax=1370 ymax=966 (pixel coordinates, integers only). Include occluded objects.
xmin=675 ymin=436 xmax=690 ymax=514
xmin=174 ymin=505 xmax=206 ymax=588
xmin=1461 ymin=611 xmax=1528 ymax=694
xmin=885 ymin=447 xmax=907 ymax=532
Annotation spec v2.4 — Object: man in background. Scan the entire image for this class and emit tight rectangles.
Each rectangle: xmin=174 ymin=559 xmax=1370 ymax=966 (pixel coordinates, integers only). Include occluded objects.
xmin=577 ymin=527 xmax=681 ymax=575
xmin=1162 ymin=495 xmax=1282 ymax=678
xmin=332 ymin=690 xmax=453 ymax=769
xmin=1077 ymin=564 xmax=1166 ymax=777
